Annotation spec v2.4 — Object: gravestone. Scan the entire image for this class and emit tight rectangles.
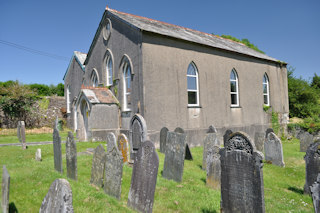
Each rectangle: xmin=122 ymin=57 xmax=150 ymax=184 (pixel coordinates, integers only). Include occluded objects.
xmin=66 ymin=132 xmax=77 ymax=180
xmin=185 ymin=143 xmax=193 ymax=160
xmin=254 ymin=132 xmax=265 ymax=152
xmin=53 ymin=125 xmax=63 ymax=174
xmin=207 ymin=125 xmax=217 ymax=134
xmin=104 ymin=134 xmax=123 ymax=200
xmin=17 ymin=121 xmax=27 ymax=150
xmin=300 ymin=131 xmax=314 ymax=152
xmin=90 ymin=144 xmax=107 ymax=188
xmin=265 ymin=128 xmax=274 ymax=138
xmin=117 ymin=134 xmax=130 ymax=163
xmin=304 ymin=140 xmax=320 ymax=194
xmin=202 ymin=132 xmax=218 ymax=170
xmin=2 ymin=166 xmax=10 ymax=213
xmin=39 ymin=178 xmax=74 ymax=213
xmin=174 ymin=127 xmax=184 ymax=133
xmin=128 ymin=140 xmax=159 ymax=213
xmin=223 ymin=129 xmax=233 ymax=146
xmin=206 ymin=145 xmax=221 ymax=190
xmin=130 ymin=114 xmax=147 ymax=161
xmin=220 ymin=132 xmax=265 ymax=213
xmin=310 ymin=173 xmax=320 ymax=213
xmin=162 ymin=132 xmax=186 ymax=182
xmin=265 ymin=132 xmax=285 ymax=167
xmin=159 ymin=127 xmax=169 ymax=153
xmin=35 ymin=148 xmax=42 ymax=161
xmin=107 ymin=132 xmax=117 ymax=153
xmin=17 ymin=121 xmax=21 ymax=142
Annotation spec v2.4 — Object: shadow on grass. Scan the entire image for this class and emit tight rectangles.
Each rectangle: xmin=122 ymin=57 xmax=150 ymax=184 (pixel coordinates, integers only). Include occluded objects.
xmin=198 ymin=164 xmax=203 ymax=170
xmin=288 ymin=186 xmax=304 ymax=194
xmin=201 ymin=208 xmax=217 ymax=213
xmin=201 ymin=177 xmax=206 ymax=184
xmin=9 ymin=202 xmax=18 ymax=213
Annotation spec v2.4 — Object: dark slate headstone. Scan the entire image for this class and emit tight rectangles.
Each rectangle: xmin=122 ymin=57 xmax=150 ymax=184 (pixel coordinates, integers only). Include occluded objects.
xmin=265 ymin=132 xmax=285 ymax=167
xmin=39 ymin=179 xmax=74 ymax=213
xmin=2 ymin=166 xmax=10 ymax=213
xmin=90 ymin=144 xmax=107 ymax=188
xmin=207 ymin=125 xmax=217 ymax=133
xmin=304 ymin=141 xmax=320 ymax=194
xmin=104 ymin=137 xmax=123 ymax=200
xmin=300 ymin=131 xmax=314 ymax=152
xmin=174 ymin=127 xmax=185 ymax=134
xmin=66 ymin=132 xmax=77 ymax=180
xmin=117 ymin=134 xmax=130 ymax=163
xmin=202 ymin=133 xmax=218 ymax=170
xmin=254 ymin=132 xmax=265 ymax=152
xmin=159 ymin=127 xmax=169 ymax=153
xmin=265 ymin=128 xmax=274 ymax=138
xmin=206 ymin=145 xmax=221 ymax=190
xmin=128 ymin=140 xmax=159 ymax=213
xmin=106 ymin=132 xmax=117 ymax=153
xmin=130 ymin=114 xmax=147 ymax=161
xmin=223 ymin=129 xmax=233 ymax=146
xmin=185 ymin=143 xmax=193 ymax=160
xmin=53 ymin=126 xmax=63 ymax=174
xmin=162 ymin=132 xmax=186 ymax=182
xmin=220 ymin=132 xmax=265 ymax=213
xmin=310 ymin=173 xmax=320 ymax=213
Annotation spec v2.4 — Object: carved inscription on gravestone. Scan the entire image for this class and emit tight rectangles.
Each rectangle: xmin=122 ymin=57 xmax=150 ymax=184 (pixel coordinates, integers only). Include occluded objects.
xmin=206 ymin=145 xmax=221 ymax=190
xmin=159 ymin=127 xmax=169 ymax=153
xmin=265 ymin=132 xmax=285 ymax=167
xmin=128 ymin=140 xmax=159 ymax=213
xmin=220 ymin=132 xmax=265 ymax=213
xmin=66 ymin=132 xmax=77 ymax=180
xmin=203 ymin=132 xmax=218 ymax=170
xmin=118 ymin=134 xmax=130 ymax=163
xmin=90 ymin=144 xmax=107 ymax=188
xmin=162 ymin=132 xmax=186 ymax=182
xmin=304 ymin=141 xmax=320 ymax=194
xmin=53 ymin=126 xmax=63 ymax=173
xmin=2 ymin=166 xmax=10 ymax=213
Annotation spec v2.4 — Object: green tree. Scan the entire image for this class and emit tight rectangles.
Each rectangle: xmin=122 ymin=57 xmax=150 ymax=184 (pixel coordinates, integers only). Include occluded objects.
xmin=311 ymin=73 xmax=320 ymax=90
xmin=29 ymin=83 xmax=51 ymax=96
xmin=56 ymin=83 xmax=64 ymax=96
xmin=219 ymin=35 xmax=265 ymax=54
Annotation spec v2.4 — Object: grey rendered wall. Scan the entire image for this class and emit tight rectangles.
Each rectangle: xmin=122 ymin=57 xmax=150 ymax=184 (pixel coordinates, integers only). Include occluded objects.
xmin=142 ymin=32 xmax=289 ymax=145
xmin=83 ymin=11 xmax=143 ymax=130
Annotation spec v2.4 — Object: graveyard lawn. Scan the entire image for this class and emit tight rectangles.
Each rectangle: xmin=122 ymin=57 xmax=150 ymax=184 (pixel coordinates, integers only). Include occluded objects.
xmin=0 ymin=131 xmax=71 ymax=144
xmin=0 ymin=138 xmax=313 ymax=212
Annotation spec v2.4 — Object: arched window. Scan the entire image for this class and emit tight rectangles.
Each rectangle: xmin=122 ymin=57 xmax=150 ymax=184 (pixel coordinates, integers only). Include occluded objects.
xmin=123 ymin=62 xmax=131 ymax=111
xmin=66 ymin=85 xmax=71 ymax=113
xmin=106 ymin=53 xmax=113 ymax=86
xmin=263 ymin=73 xmax=270 ymax=106
xmin=230 ymin=69 xmax=239 ymax=107
xmin=187 ymin=62 xmax=199 ymax=106
xmin=91 ymin=70 xmax=98 ymax=87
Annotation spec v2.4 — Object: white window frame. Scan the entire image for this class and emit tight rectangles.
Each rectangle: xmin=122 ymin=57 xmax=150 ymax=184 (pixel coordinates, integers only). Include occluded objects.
xmin=66 ymin=85 xmax=71 ymax=113
xmin=106 ymin=55 xmax=113 ymax=86
xmin=230 ymin=69 xmax=239 ymax=107
xmin=187 ymin=62 xmax=199 ymax=106
xmin=91 ymin=70 xmax=98 ymax=87
xmin=263 ymin=73 xmax=270 ymax=106
xmin=123 ymin=62 xmax=131 ymax=111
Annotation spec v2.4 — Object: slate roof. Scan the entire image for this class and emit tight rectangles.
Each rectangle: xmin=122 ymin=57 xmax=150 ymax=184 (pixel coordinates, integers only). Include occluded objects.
xmin=107 ymin=8 xmax=281 ymax=63
xmin=80 ymin=86 xmax=119 ymax=105
xmin=63 ymin=51 xmax=87 ymax=80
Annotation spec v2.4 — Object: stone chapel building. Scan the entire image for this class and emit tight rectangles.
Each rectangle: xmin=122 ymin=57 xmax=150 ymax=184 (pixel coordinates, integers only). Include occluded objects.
xmin=63 ymin=7 xmax=289 ymax=146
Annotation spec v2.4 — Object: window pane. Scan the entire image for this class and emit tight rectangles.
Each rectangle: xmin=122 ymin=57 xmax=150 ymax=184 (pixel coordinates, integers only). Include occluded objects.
xmin=108 ymin=58 xmax=113 ymax=85
xmin=231 ymin=94 xmax=238 ymax=105
xmin=263 ymin=75 xmax=267 ymax=83
xmin=188 ymin=91 xmax=197 ymax=104
xmin=187 ymin=76 xmax=197 ymax=90
xmin=264 ymin=95 xmax=268 ymax=105
xmin=230 ymin=81 xmax=237 ymax=92
xmin=230 ymin=70 xmax=236 ymax=80
xmin=263 ymin=84 xmax=267 ymax=93
xmin=187 ymin=64 xmax=196 ymax=75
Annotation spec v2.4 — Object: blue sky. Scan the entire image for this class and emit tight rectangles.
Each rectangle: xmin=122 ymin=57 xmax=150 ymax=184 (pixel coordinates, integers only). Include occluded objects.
xmin=0 ymin=0 xmax=319 ymax=85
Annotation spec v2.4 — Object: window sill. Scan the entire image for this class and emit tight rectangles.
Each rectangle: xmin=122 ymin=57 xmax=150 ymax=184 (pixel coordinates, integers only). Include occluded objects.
xmin=188 ymin=105 xmax=202 ymax=108
xmin=230 ymin=106 xmax=242 ymax=108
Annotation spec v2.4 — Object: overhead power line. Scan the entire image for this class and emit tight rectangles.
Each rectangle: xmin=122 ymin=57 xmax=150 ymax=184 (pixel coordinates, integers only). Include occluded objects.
xmin=0 ymin=39 xmax=70 ymax=61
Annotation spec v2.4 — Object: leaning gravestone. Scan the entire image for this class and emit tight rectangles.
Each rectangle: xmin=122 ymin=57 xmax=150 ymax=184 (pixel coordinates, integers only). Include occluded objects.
xmin=90 ymin=144 xmax=107 ymax=188
xmin=174 ymin=127 xmax=184 ymax=134
xmin=162 ymin=132 xmax=186 ymax=182
xmin=220 ymin=132 xmax=265 ymax=213
xmin=254 ymin=132 xmax=265 ymax=152
xmin=300 ymin=131 xmax=314 ymax=152
xmin=117 ymin=133 xmax=130 ymax=163
xmin=53 ymin=125 xmax=63 ymax=174
xmin=39 ymin=178 xmax=74 ymax=213
xmin=202 ymin=131 xmax=218 ymax=170
xmin=104 ymin=133 xmax=123 ymax=200
xmin=2 ymin=166 xmax=10 ymax=213
xmin=185 ymin=143 xmax=193 ymax=160
xmin=128 ymin=140 xmax=159 ymax=213
xmin=66 ymin=132 xmax=77 ymax=180
xmin=304 ymin=140 xmax=320 ymax=194
xmin=310 ymin=173 xmax=320 ymax=213
xmin=206 ymin=145 xmax=221 ymax=190
xmin=35 ymin=148 xmax=42 ymax=161
xmin=159 ymin=127 xmax=169 ymax=153
xmin=265 ymin=132 xmax=285 ymax=167
xmin=130 ymin=114 xmax=147 ymax=161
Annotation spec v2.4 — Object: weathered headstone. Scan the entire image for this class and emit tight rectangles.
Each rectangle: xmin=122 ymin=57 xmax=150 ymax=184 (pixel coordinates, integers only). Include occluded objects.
xmin=162 ymin=132 xmax=186 ymax=182
xmin=117 ymin=133 xmax=130 ymax=163
xmin=206 ymin=145 xmax=221 ymax=190
xmin=2 ymin=166 xmax=10 ymax=213
xmin=220 ymin=131 xmax=265 ymax=213
xmin=128 ymin=140 xmax=159 ymax=213
xmin=265 ymin=132 xmax=285 ymax=167
xmin=53 ymin=125 xmax=63 ymax=173
xmin=66 ymin=132 xmax=77 ymax=180
xmin=207 ymin=125 xmax=217 ymax=133
xmin=223 ymin=129 xmax=233 ymax=146
xmin=104 ymin=134 xmax=123 ymax=200
xmin=265 ymin=128 xmax=274 ymax=138
xmin=17 ymin=121 xmax=27 ymax=150
xmin=90 ymin=144 xmax=107 ymax=188
xmin=254 ymin=132 xmax=265 ymax=152
xmin=174 ymin=127 xmax=184 ymax=134
xmin=310 ymin=173 xmax=320 ymax=213
xmin=202 ymin=132 xmax=218 ymax=170
xmin=304 ymin=140 xmax=320 ymax=194
xmin=17 ymin=121 xmax=21 ymax=142
xmin=130 ymin=114 xmax=147 ymax=161
xmin=185 ymin=143 xmax=193 ymax=160
xmin=106 ymin=132 xmax=117 ymax=153
xmin=159 ymin=127 xmax=169 ymax=153
xmin=300 ymin=131 xmax=314 ymax=152
xmin=35 ymin=148 xmax=42 ymax=161
xmin=39 ymin=178 xmax=74 ymax=213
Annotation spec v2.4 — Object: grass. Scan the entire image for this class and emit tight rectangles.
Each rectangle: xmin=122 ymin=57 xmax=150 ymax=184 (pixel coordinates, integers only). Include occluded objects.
xmin=0 ymin=131 xmax=70 ymax=144
xmin=0 ymin=136 xmax=314 ymax=212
